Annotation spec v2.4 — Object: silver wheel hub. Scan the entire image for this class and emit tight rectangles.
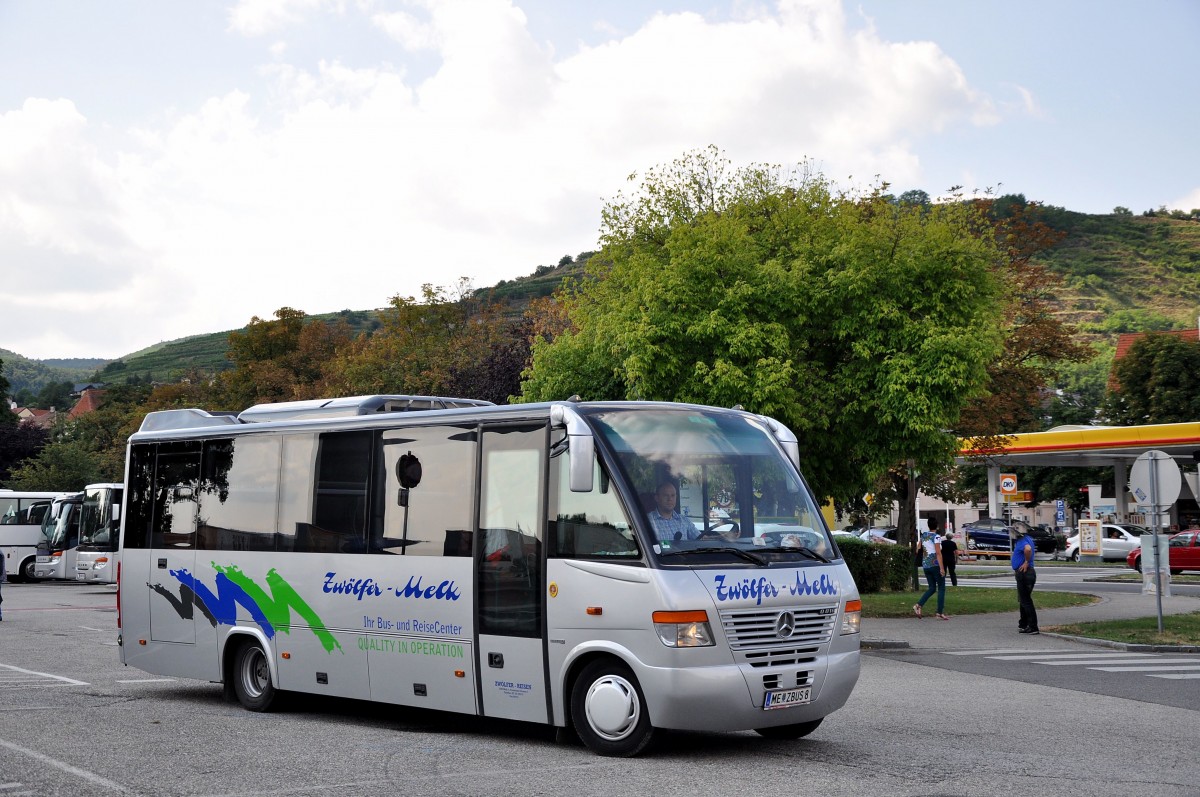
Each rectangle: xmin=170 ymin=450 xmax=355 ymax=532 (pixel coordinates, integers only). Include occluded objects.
xmin=241 ymin=648 xmax=268 ymax=698
xmin=585 ymin=674 xmax=640 ymax=741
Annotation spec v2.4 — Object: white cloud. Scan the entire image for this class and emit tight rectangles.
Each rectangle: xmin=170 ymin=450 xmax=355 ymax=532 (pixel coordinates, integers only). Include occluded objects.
xmin=1169 ymin=187 xmax=1200 ymax=213
xmin=1 ymin=0 xmax=1000 ymax=359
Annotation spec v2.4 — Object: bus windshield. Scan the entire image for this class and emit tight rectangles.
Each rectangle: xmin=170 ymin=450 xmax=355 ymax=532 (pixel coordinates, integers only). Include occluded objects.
xmin=47 ymin=503 xmax=80 ymax=551
xmin=587 ymin=408 xmax=834 ymax=563
xmin=78 ymin=490 xmax=112 ymax=547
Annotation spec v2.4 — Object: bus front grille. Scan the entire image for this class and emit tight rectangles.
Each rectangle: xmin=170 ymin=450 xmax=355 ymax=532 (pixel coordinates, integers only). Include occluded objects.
xmin=719 ymin=605 xmax=836 ymax=659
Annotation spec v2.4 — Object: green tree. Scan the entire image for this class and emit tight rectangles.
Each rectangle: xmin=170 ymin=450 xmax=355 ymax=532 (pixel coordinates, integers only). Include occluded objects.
xmin=1105 ymin=333 xmax=1200 ymax=423
xmin=5 ymin=439 xmax=104 ymax=491
xmin=0 ymin=355 xmax=13 ymax=426
xmin=520 ymin=148 xmax=1006 ymax=543
xmin=0 ymin=423 xmax=49 ymax=483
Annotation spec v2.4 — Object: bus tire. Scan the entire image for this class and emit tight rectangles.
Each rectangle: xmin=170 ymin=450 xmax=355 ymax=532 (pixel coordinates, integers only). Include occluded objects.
xmin=232 ymin=640 xmax=277 ymax=712
xmin=570 ymin=659 xmax=655 ymax=757
xmin=19 ymin=556 xmax=37 ymax=582
xmin=755 ymin=717 xmax=823 ymax=740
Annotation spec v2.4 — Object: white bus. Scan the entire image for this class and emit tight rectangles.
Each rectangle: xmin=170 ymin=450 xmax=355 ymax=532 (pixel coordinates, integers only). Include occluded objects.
xmin=118 ymin=395 xmax=861 ymax=756
xmin=74 ymin=483 xmax=124 ymax=583
xmin=1 ymin=490 xmax=67 ymax=582
xmin=34 ymin=492 xmax=84 ymax=580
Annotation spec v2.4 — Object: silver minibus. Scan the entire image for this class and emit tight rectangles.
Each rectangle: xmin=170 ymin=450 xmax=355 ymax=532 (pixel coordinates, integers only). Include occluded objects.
xmin=117 ymin=395 xmax=861 ymax=756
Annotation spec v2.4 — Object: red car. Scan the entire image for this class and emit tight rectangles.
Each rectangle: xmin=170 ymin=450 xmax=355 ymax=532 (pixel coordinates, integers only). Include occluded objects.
xmin=1127 ymin=530 xmax=1200 ymax=575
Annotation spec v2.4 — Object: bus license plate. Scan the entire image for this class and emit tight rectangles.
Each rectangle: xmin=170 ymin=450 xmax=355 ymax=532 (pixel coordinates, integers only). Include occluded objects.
xmin=764 ymin=687 xmax=811 ymax=710
xmin=75 ymin=573 xmax=86 ymax=581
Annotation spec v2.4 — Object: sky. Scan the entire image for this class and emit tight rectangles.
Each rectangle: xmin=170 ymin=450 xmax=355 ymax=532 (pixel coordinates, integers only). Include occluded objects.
xmin=1 ymin=0 xmax=1198 ymax=361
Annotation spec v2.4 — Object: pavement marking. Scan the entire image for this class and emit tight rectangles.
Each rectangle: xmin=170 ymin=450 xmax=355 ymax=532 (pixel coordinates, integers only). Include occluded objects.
xmin=0 ymin=664 xmax=88 ymax=687
xmin=1146 ymin=673 xmax=1200 ymax=679
xmin=114 ymin=676 xmax=175 ymax=686
xmin=79 ymin=625 xmax=105 ymax=631
xmin=1037 ymin=658 xmax=1200 ymax=666
xmin=0 ymin=738 xmax=127 ymax=793
xmin=983 ymin=652 xmax=1157 ymax=661
xmin=943 ymin=649 xmax=1045 ymax=656
xmin=1089 ymin=664 xmax=1200 ymax=673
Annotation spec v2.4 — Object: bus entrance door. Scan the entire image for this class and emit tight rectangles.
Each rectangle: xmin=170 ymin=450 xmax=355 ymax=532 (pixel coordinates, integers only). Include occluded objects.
xmin=475 ymin=425 xmax=549 ymax=723
xmin=149 ymin=443 xmax=201 ymax=644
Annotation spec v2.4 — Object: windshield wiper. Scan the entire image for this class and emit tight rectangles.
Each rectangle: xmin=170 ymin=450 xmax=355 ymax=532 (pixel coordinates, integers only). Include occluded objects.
xmin=660 ymin=547 xmax=768 ymax=566
xmin=752 ymin=545 xmax=831 ymax=563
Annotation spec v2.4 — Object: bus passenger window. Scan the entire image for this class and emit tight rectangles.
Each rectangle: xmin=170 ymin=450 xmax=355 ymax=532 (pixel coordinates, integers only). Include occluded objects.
xmin=376 ymin=426 xmax=476 ymax=556
xmin=303 ymin=430 xmax=375 ymax=554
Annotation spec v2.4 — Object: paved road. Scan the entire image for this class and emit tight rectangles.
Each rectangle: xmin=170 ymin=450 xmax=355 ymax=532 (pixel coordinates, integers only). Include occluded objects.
xmin=1 ymin=579 xmax=1198 ymax=796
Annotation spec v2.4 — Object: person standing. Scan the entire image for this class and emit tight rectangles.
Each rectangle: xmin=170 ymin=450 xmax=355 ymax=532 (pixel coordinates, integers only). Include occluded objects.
xmin=941 ymin=532 xmax=959 ymax=587
xmin=913 ymin=518 xmax=949 ymax=620
xmin=1011 ymin=524 xmax=1038 ymax=634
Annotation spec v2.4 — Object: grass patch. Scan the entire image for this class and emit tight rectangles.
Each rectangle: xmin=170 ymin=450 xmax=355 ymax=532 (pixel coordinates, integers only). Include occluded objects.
xmin=1049 ymin=612 xmax=1200 ymax=646
xmin=1087 ymin=573 xmax=1200 ymax=584
xmin=862 ymin=587 xmax=1098 ymax=618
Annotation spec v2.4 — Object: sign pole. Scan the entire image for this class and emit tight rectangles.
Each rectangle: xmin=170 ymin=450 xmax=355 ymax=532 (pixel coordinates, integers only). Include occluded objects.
xmin=1151 ymin=453 xmax=1164 ymax=633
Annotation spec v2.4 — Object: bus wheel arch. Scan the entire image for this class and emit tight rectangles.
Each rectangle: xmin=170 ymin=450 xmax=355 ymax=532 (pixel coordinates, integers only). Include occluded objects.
xmin=567 ymin=655 xmax=656 ymax=757
xmin=18 ymin=555 xmax=37 ymax=582
xmin=226 ymin=634 xmax=279 ymax=712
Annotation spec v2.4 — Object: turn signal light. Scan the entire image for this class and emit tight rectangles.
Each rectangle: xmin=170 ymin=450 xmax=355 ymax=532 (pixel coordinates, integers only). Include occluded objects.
xmin=841 ymin=599 xmax=862 ymax=635
xmin=652 ymin=610 xmax=713 ymax=647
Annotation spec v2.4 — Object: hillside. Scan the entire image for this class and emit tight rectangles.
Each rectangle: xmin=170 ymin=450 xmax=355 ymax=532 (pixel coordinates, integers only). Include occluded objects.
xmin=4 ymin=211 xmax=1198 ymax=395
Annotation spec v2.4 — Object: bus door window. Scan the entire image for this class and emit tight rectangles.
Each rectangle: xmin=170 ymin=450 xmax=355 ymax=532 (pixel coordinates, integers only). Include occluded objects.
xmin=476 ymin=424 xmax=549 ymax=724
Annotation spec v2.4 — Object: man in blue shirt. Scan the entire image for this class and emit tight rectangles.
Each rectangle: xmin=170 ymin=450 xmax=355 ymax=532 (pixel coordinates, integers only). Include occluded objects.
xmin=647 ymin=481 xmax=699 ymax=542
xmin=1011 ymin=525 xmax=1038 ymax=634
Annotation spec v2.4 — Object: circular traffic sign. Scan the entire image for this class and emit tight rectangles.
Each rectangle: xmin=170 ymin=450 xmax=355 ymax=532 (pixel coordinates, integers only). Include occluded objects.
xmin=999 ymin=474 xmax=1017 ymax=494
xmin=1128 ymin=450 xmax=1182 ymax=508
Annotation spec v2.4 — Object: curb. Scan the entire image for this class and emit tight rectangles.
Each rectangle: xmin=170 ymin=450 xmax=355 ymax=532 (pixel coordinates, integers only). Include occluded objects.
xmin=861 ymin=639 xmax=911 ymax=650
xmin=1041 ymin=631 xmax=1200 ymax=653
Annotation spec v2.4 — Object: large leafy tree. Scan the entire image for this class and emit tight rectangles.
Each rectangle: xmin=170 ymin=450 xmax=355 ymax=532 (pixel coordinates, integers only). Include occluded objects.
xmin=1106 ymin=333 xmax=1200 ymax=423
xmin=332 ymin=279 xmax=519 ymax=401
xmin=0 ymin=355 xmax=14 ymax=426
xmin=0 ymin=422 xmax=49 ymax=484
xmin=520 ymin=148 xmax=1007 ymax=542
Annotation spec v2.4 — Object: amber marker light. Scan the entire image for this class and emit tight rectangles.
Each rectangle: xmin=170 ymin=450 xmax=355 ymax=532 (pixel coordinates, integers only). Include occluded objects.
xmin=454 ymin=670 xmax=466 ymax=678
xmin=841 ymin=599 xmax=862 ymax=635
xmin=281 ymin=652 xmax=291 ymax=660
xmin=138 ymin=639 xmax=147 ymax=645
xmin=586 ymin=606 xmax=603 ymax=615
xmin=651 ymin=610 xmax=713 ymax=647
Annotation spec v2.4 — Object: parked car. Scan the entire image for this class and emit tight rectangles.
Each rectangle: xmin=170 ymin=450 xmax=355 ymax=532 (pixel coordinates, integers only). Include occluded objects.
xmin=857 ymin=526 xmax=899 ymax=544
xmin=963 ymin=518 xmax=1062 ymax=558
xmin=1063 ymin=523 xmax=1151 ymax=562
xmin=1127 ymin=530 xmax=1200 ymax=574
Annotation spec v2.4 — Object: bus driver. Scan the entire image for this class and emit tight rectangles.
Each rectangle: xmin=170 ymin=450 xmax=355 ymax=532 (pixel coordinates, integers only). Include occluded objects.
xmin=647 ymin=480 xmax=700 ymax=542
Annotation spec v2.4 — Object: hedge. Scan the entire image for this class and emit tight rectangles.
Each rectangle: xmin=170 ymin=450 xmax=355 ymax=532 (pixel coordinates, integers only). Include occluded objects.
xmin=836 ymin=537 xmax=914 ymax=593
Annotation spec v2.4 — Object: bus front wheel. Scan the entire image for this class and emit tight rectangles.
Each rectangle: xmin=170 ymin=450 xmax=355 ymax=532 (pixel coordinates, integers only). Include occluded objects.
xmin=232 ymin=640 xmax=278 ymax=712
xmin=755 ymin=717 xmax=823 ymax=740
xmin=570 ymin=660 xmax=655 ymax=757
xmin=19 ymin=556 xmax=37 ymax=582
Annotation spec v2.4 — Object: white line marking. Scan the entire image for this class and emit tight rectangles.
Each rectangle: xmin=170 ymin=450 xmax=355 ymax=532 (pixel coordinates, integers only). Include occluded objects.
xmin=1089 ymin=665 xmax=1200 ymax=672
xmin=984 ymin=653 xmax=1157 ymax=661
xmin=1147 ymin=673 xmax=1200 ymax=679
xmin=0 ymin=664 xmax=88 ymax=686
xmin=0 ymin=739 xmax=127 ymax=793
xmin=115 ymin=678 xmax=176 ymax=683
xmin=943 ymin=649 xmax=1044 ymax=656
xmin=1036 ymin=658 xmax=1200 ymax=666
xmin=79 ymin=626 xmax=104 ymax=631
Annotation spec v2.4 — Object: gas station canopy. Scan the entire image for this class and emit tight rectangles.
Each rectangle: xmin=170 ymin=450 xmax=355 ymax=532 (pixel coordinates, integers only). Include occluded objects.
xmin=957 ymin=422 xmax=1200 ymax=469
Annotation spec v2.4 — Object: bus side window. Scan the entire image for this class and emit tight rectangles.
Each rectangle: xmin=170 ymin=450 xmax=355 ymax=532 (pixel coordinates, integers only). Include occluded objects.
xmin=124 ymin=444 xmax=156 ymax=549
xmin=549 ymin=452 xmax=639 ymax=559
xmin=376 ymin=426 xmax=476 ymax=556
xmin=303 ymin=430 xmax=376 ymax=554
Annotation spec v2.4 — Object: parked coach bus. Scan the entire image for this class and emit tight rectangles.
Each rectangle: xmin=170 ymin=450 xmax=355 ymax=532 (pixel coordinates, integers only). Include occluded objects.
xmin=117 ymin=395 xmax=861 ymax=756
xmin=1 ymin=490 xmax=66 ymax=582
xmin=34 ymin=491 xmax=84 ymax=580
xmin=74 ymin=483 xmax=124 ymax=583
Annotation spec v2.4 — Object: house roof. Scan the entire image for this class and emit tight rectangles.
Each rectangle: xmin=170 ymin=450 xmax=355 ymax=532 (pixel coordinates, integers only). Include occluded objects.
xmin=68 ymin=388 xmax=107 ymax=420
xmin=1114 ymin=328 xmax=1199 ymax=360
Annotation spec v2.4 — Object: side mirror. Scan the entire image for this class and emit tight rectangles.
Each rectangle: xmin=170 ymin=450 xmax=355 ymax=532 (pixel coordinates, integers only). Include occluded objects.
xmin=569 ymin=435 xmax=595 ymax=493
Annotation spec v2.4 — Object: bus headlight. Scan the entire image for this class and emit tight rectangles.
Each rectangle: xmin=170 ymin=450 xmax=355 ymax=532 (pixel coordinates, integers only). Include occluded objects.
xmin=652 ymin=610 xmax=714 ymax=647
xmin=840 ymin=599 xmax=861 ymax=635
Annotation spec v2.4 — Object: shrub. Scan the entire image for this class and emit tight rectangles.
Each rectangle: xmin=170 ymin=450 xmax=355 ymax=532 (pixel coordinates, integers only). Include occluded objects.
xmin=838 ymin=537 xmax=917 ymax=594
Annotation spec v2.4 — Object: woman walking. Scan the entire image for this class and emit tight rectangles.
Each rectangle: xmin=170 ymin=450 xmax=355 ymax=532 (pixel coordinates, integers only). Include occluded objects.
xmin=914 ymin=518 xmax=949 ymax=620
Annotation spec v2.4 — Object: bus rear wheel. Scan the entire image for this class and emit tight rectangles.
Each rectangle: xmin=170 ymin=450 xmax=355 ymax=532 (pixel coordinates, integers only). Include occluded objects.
xmin=570 ymin=660 xmax=655 ymax=757
xmin=232 ymin=640 xmax=278 ymax=712
xmin=755 ymin=717 xmax=823 ymax=740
